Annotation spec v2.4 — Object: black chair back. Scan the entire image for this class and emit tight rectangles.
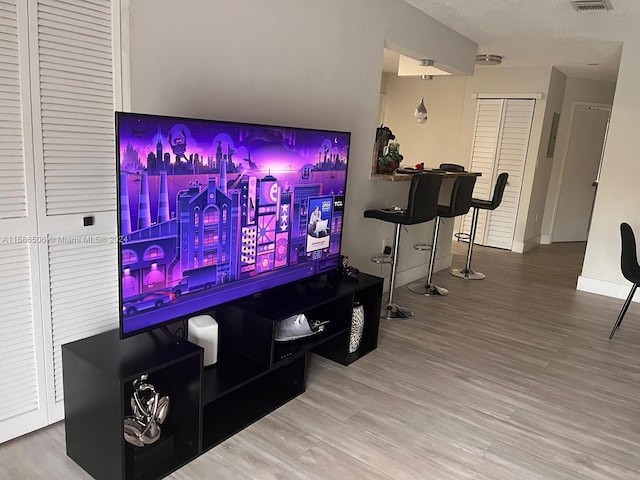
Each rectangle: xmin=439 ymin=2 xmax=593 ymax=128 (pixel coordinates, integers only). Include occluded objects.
xmin=406 ymin=172 xmax=444 ymax=224
xmin=439 ymin=175 xmax=477 ymax=218
xmin=489 ymin=172 xmax=509 ymax=210
xmin=438 ymin=163 xmax=466 ymax=172
xmin=620 ymin=222 xmax=640 ymax=285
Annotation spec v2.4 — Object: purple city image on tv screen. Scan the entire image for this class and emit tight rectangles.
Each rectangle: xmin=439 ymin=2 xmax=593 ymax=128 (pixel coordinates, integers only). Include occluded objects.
xmin=116 ymin=112 xmax=350 ymax=337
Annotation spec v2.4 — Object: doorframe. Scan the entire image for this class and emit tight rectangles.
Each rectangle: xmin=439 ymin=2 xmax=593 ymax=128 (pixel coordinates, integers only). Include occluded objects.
xmin=545 ymin=101 xmax=611 ymax=243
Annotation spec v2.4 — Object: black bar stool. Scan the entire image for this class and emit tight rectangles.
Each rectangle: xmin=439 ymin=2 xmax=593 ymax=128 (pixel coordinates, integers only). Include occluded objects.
xmin=450 ymin=172 xmax=508 ymax=280
xmin=364 ymin=172 xmax=443 ymax=319
xmin=408 ymin=174 xmax=477 ymax=296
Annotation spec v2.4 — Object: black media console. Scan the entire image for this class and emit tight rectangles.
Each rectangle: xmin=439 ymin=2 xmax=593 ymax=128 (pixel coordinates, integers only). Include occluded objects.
xmin=62 ymin=272 xmax=383 ymax=480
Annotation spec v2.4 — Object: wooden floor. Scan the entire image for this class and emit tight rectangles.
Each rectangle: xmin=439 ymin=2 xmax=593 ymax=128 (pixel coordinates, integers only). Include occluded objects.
xmin=3 ymin=242 xmax=640 ymax=479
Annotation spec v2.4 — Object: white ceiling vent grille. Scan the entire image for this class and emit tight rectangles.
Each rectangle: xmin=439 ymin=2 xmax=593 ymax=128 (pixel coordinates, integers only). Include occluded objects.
xmin=570 ymin=0 xmax=612 ymax=12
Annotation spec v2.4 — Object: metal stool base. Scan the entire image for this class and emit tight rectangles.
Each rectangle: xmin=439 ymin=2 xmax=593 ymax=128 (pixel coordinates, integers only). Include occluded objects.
xmin=449 ymin=268 xmax=486 ymax=280
xmin=407 ymin=281 xmax=449 ymax=296
xmin=382 ymin=303 xmax=414 ymax=319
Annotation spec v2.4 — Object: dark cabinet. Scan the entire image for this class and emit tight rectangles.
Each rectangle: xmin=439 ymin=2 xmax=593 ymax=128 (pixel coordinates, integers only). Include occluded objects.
xmin=63 ymin=272 xmax=382 ymax=479
xmin=62 ymin=330 xmax=202 ymax=480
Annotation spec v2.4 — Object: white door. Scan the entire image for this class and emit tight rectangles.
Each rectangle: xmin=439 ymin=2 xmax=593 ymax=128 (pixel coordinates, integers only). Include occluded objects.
xmin=552 ymin=104 xmax=610 ymax=242
xmin=0 ymin=0 xmax=49 ymax=444
xmin=28 ymin=0 xmax=121 ymax=421
xmin=461 ymin=98 xmax=535 ymax=250
xmin=0 ymin=0 xmax=122 ymax=442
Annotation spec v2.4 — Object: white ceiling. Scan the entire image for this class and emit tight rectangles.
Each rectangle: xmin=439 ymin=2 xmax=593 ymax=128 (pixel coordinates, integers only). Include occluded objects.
xmin=393 ymin=0 xmax=640 ymax=82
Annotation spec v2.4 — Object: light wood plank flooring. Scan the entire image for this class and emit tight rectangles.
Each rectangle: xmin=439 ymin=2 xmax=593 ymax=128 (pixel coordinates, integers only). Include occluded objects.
xmin=3 ymin=241 xmax=640 ymax=479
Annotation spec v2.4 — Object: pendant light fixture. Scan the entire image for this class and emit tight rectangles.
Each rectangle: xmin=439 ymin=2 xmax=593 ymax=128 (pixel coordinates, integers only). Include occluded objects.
xmin=414 ymin=97 xmax=427 ymax=124
xmin=414 ymin=59 xmax=433 ymax=124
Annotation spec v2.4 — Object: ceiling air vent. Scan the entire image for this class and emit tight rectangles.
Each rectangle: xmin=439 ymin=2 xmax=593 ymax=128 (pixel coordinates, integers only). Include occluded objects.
xmin=570 ymin=0 xmax=612 ymax=12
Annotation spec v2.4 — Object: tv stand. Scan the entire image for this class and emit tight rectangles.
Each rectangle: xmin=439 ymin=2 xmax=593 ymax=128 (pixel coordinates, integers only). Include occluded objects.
xmin=62 ymin=272 xmax=382 ymax=480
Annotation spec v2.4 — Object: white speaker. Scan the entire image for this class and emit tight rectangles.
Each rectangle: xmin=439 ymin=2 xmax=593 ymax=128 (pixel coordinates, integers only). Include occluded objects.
xmin=188 ymin=315 xmax=219 ymax=366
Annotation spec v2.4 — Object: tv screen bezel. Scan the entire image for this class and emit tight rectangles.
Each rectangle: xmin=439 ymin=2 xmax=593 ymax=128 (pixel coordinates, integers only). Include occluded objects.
xmin=115 ymin=111 xmax=352 ymax=339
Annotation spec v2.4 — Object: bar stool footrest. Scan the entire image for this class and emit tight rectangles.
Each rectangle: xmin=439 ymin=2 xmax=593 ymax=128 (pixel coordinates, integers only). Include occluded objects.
xmin=449 ymin=268 xmax=486 ymax=280
xmin=413 ymin=243 xmax=432 ymax=252
xmin=382 ymin=303 xmax=414 ymax=319
xmin=454 ymin=232 xmax=471 ymax=243
xmin=407 ymin=281 xmax=449 ymax=296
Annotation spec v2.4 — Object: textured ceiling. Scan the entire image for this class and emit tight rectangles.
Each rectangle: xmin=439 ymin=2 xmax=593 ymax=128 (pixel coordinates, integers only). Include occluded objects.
xmin=400 ymin=0 xmax=639 ymax=82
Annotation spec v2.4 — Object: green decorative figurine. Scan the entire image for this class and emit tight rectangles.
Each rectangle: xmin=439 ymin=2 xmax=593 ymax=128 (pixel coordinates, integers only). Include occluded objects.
xmin=377 ymin=142 xmax=403 ymax=174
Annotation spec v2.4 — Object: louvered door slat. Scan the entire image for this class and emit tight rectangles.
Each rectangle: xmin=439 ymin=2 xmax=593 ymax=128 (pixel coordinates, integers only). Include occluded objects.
xmin=39 ymin=9 xmax=110 ymax=32
xmin=40 ymin=40 xmax=110 ymax=66
xmin=53 ymin=315 xmax=117 ymax=344
xmin=47 ymin=232 xmax=118 ymax=403
xmin=0 ymin=16 xmax=15 ymax=29
xmin=42 ymin=114 xmax=112 ymax=128
xmin=0 ymin=0 xmax=27 ymax=220
xmin=42 ymin=93 xmax=113 ymax=110
xmin=35 ymin=0 xmax=115 ymax=216
xmin=0 ymin=242 xmax=39 ymax=424
xmin=38 ymin=25 xmax=108 ymax=48
xmin=0 ymin=82 xmax=19 ymax=93
xmin=40 ymin=80 xmax=113 ymax=99
xmin=41 ymin=0 xmax=111 ymax=17
xmin=39 ymin=2 xmax=110 ymax=25
xmin=41 ymin=48 xmax=110 ymax=74
xmin=1 ymin=348 xmax=38 ymax=366
xmin=51 ymin=277 xmax=118 ymax=298
xmin=0 ymin=109 xmax=20 ymax=120
xmin=2 ymin=318 xmax=36 ymax=337
xmin=41 ymin=86 xmax=113 ymax=103
xmin=39 ymin=34 xmax=111 ymax=57
xmin=1 ymin=384 xmax=38 ymax=409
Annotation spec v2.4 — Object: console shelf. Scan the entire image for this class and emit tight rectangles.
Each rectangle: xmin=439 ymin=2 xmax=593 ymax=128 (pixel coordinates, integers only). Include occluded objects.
xmin=200 ymin=351 xmax=269 ymax=404
xmin=202 ymin=356 xmax=306 ymax=450
xmin=63 ymin=272 xmax=382 ymax=480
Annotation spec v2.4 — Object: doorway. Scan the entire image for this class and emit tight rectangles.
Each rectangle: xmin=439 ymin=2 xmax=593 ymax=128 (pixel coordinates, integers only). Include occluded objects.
xmin=552 ymin=103 xmax=611 ymax=242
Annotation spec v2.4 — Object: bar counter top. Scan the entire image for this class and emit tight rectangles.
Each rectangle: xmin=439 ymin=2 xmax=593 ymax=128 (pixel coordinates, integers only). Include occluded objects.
xmin=370 ymin=169 xmax=481 ymax=181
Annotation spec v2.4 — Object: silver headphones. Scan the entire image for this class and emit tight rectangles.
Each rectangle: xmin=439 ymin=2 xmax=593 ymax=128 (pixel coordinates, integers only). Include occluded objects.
xmin=123 ymin=374 xmax=170 ymax=447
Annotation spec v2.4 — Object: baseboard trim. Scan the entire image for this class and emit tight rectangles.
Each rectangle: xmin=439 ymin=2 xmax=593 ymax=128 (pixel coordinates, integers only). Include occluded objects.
xmin=513 ymin=235 xmax=541 ymax=253
xmin=540 ymin=234 xmax=552 ymax=245
xmin=577 ymin=275 xmax=633 ymax=301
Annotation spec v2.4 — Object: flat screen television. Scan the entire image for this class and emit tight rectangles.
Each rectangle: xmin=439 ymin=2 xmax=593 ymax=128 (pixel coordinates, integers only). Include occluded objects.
xmin=116 ymin=111 xmax=351 ymax=338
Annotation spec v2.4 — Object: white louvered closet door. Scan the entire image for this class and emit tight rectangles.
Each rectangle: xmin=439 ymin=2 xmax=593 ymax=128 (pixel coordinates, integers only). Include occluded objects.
xmin=0 ymin=0 xmax=49 ymax=443
xmin=1 ymin=0 xmax=121 ymax=442
xmin=461 ymin=98 xmax=534 ymax=251
xmin=28 ymin=0 xmax=120 ymax=421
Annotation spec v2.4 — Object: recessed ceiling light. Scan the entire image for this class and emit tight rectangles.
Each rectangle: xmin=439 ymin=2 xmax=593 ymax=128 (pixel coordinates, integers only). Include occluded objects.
xmin=475 ymin=54 xmax=502 ymax=66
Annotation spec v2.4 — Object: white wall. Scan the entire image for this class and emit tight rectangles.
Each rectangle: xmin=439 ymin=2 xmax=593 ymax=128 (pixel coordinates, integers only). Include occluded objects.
xmin=540 ymin=77 xmax=616 ymax=243
xmin=126 ymin=0 xmax=477 ymax=287
xmin=579 ymin=38 xmax=640 ymax=299
xmin=381 ymin=74 xmax=467 ymax=170
xmin=524 ymin=67 xmax=566 ymax=249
